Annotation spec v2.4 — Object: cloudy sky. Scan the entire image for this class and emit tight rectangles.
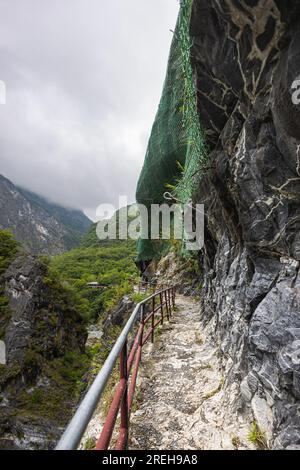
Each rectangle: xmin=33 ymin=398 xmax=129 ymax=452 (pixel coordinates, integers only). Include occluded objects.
xmin=0 ymin=0 xmax=179 ymax=220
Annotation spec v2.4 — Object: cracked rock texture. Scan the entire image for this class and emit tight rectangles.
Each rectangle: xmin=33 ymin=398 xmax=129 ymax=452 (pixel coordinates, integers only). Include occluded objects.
xmin=191 ymin=0 xmax=300 ymax=448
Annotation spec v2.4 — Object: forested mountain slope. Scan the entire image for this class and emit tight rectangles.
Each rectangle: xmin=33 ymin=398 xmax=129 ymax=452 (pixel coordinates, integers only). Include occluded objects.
xmin=0 ymin=174 xmax=91 ymax=255
xmin=50 ymin=216 xmax=139 ymax=323
xmin=0 ymin=217 xmax=138 ymax=449
xmin=0 ymin=231 xmax=88 ymax=449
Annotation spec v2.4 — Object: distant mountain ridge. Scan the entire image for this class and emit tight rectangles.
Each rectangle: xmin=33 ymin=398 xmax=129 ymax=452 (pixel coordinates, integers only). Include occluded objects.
xmin=0 ymin=174 xmax=91 ymax=255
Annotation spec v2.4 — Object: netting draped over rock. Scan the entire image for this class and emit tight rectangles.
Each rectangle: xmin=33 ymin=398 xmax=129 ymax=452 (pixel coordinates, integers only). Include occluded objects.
xmin=135 ymin=0 xmax=207 ymax=262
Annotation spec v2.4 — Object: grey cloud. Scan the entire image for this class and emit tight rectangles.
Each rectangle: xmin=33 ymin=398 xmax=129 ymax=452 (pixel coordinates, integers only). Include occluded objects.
xmin=0 ymin=0 xmax=179 ymax=220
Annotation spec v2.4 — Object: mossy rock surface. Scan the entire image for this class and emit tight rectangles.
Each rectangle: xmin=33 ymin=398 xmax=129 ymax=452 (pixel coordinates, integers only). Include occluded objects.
xmin=0 ymin=240 xmax=91 ymax=448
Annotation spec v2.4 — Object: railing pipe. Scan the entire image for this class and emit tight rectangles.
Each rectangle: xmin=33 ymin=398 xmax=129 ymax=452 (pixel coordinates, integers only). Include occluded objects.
xmin=56 ymin=286 xmax=176 ymax=451
xmin=114 ymin=341 xmax=129 ymax=450
xmin=127 ymin=323 xmax=143 ymax=374
xmin=160 ymin=292 xmax=164 ymax=324
xmin=96 ymin=377 xmax=126 ymax=450
xmin=151 ymin=297 xmax=155 ymax=343
xmin=56 ymin=303 xmax=140 ymax=450
xmin=164 ymin=291 xmax=169 ymax=321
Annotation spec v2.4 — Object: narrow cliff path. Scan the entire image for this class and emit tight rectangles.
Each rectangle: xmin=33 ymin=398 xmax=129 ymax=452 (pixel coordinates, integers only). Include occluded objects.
xmin=129 ymin=296 xmax=253 ymax=450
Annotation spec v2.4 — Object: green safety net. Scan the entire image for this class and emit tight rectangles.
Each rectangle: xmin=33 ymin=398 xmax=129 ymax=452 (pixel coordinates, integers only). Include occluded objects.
xmin=135 ymin=0 xmax=207 ymax=262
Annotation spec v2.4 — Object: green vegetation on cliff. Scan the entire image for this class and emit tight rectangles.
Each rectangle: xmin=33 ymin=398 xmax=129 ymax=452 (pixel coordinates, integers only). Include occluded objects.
xmin=0 ymin=240 xmax=91 ymax=446
xmin=0 ymin=220 xmax=139 ymax=448
xmin=50 ymin=222 xmax=139 ymax=323
xmin=0 ymin=230 xmax=19 ymax=275
xmin=0 ymin=230 xmax=20 ymax=338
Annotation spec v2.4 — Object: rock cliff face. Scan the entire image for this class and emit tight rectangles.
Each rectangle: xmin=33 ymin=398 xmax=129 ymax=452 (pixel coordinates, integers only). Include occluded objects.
xmin=191 ymin=0 xmax=300 ymax=448
xmin=0 ymin=255 xmax=87 ymax=449
xmin=0 ymin=174 xmax=91 ymax=255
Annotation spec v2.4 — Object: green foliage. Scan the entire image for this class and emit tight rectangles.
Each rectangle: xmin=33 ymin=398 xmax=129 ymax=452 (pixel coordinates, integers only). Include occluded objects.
xmin=100 ymin=364 xmax=120 ymax=417
xmin=0 ymin=230 xmax=20 ymax=338
xmin=130 ymin=292 xmax=151 ymax=304
xmin=203 ymin=378 xmax=224 ymax=400
xmin=0 ymin=226 xmax=139 ymax=428
xmin=231 ymin=436 xmax=242 ymax=448
xmin=50 ymin=225 xmax=139 ymax=323
xmin=195 ymin=331 xmax=203 ymax=346
xmin=42 ymin=260 xmax=92 ymax=323
xmin=130 ymin=386 xmax=144 ymax=413
xmin=0 ymin=230 xmax=19 ymax=276
xmin=84 ymin=437 xmax=96 ymax=450
xmin=28 ymin=389 xmax=44 ymax=405
xmin=184 ymin=255 xmax=201 ymax=276
xmin=15 ymin=350 xmax=91 ymax=424
xmin=247 ymin=421 xmax=268 ymax=449
xmin=0 ymin=363 xmax=21 ymax=387
xmin=80 ymin=223 xmax=101 ymax=248
xmin=0 ymin=231 xmax=95 ymax=428
xmin=154 ymin=325 xmax=164 ymax=340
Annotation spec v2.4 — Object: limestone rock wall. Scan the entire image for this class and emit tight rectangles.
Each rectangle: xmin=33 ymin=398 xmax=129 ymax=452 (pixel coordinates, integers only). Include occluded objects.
xmin=191 ymin=0 xmax=300 ymax=448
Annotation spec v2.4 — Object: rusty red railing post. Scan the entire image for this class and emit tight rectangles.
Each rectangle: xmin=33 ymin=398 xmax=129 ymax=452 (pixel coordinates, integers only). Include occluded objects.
xmin=151 ymin=296 xmax=155 ymax=343
xmin=161 ymin=296 xmax=168 ymax=325
xmin=169 ymin=289 xmax=172 ymax=316
xmin=118 ymin=340 xmax=129 ymax=449
xmin=160 ymin=292 xmax=164 ymax=324
xmin=127 ymin=305 xmax=144 ymax=420
xmin=164 ymin=290 xmax=169 ymax=321
xmin=141 ymin=303 xmax=146 ymax=344
xmin=140 ymin=302 xmax=145 ymax=360
xmin=57 ymin=284 xmax=180 ymax=451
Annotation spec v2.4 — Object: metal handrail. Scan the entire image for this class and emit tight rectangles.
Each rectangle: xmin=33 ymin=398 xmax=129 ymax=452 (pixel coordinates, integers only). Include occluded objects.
xmin=56 ymin=285 xmax=177 ymax=451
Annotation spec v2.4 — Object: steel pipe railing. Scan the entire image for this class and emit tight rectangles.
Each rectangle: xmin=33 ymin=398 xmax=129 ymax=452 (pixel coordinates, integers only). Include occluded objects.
xmin=56 ymin=285 xmax=177 ymax=451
